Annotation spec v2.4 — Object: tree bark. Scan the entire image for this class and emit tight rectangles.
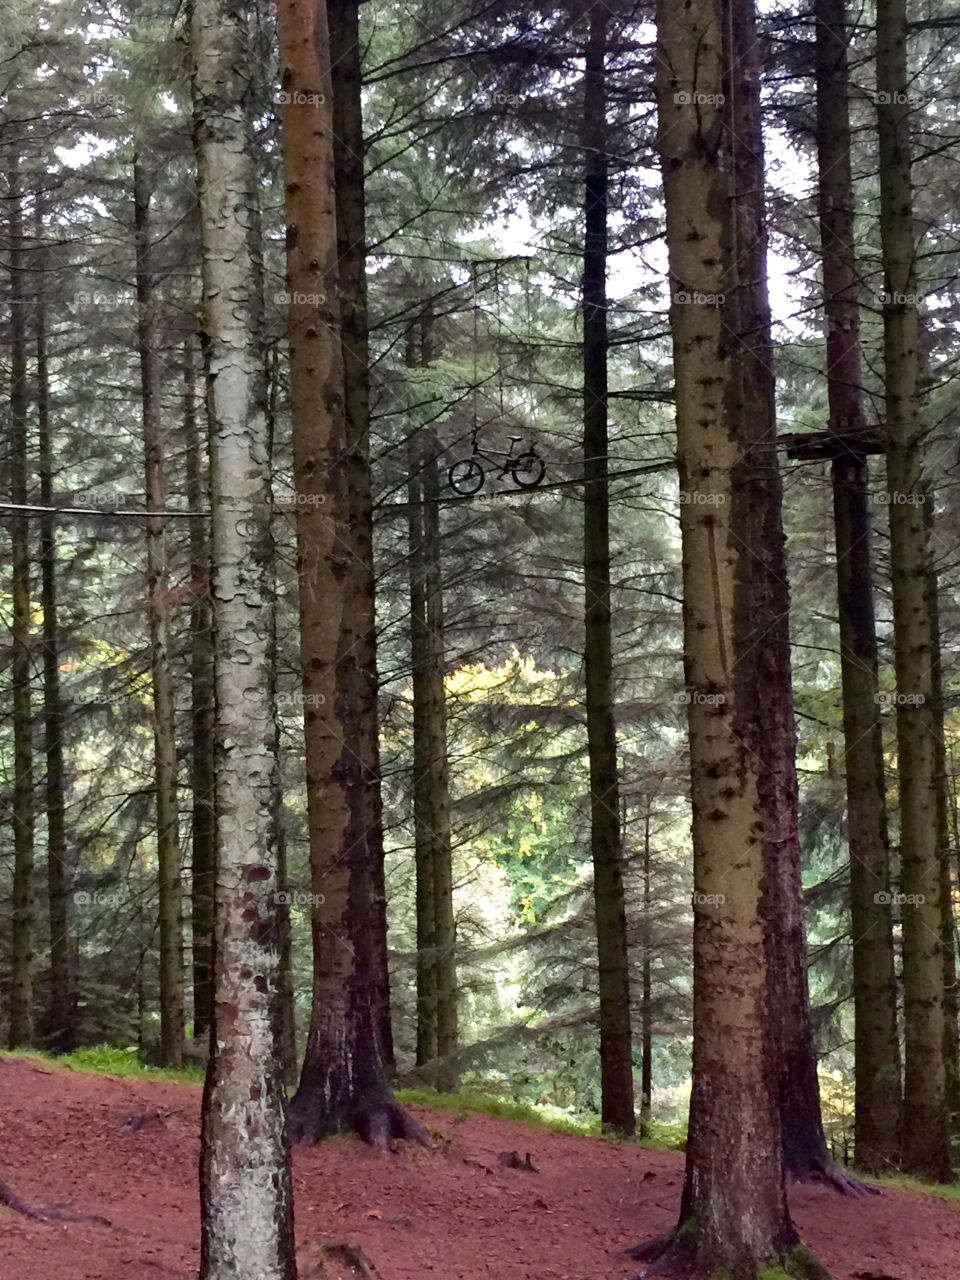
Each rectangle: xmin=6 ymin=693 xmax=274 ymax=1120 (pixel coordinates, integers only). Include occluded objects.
xmin=278 ymin=0 xmax=424 ymax=1148
xmin=814 ymin=0 xmax=901 ymax=1177
xmin=36 ymin=191 xmax=75 ymax=1052
xmin=328 ymin=0 xmax=395 ymax=1075
xmin=184 ymin=336 xmax=216 ymax=1043
xmin=134 ymin=154 xmax=184 ymax=1067
xmin=191 ymin=0 xmax=297 ymax=1271
xmin=8 ymin=151 xmax=35 ymax=1050
xmin=635 ymin=0 xmax=828 ymax=1270
xmin=876 ymin=0 xmax=951 ymax=1182
xmin=408 ymin=408 xmax=438 ymax=1074
xmin=926 ymin=505 xmax=960 ymax=1137
xmin=640 ymin=798 xmax=653 ymax=1133
xmin=581 ymin=4 xmax=635 ymax=1136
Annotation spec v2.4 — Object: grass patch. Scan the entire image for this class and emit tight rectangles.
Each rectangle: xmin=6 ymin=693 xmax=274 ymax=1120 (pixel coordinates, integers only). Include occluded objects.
xmin=396 ymin=1086 xmax=599 ymax=1136
xmin=4 ymin=1045 xmax=205 ymax=1085
xmin=868 ymin=1172 xmax=960 ymax=1203
xmin=396 ymin=1087 xmax=687 ymax=1152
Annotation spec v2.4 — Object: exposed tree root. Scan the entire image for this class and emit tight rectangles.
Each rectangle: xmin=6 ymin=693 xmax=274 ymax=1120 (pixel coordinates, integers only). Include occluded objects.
xmin=0 ymin=1177 xmax=111 ymax=1226
xmin=627 ymin=1229 xmax=834 ymax=1280
xmin=0 ymin=1178 xmax=49 ymax=1221
xmin=289 ymin=1094 xmax=431 ymax=1152
xmin=791 ymin=1159 xmax=879 ymax=1197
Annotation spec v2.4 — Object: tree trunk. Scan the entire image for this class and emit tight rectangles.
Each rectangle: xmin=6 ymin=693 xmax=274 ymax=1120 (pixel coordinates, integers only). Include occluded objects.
xmin=422 ymin=430 xmax=458 ymax=1093
xmin=635 ymin=0 xmax=827 ymax=1270
xmin=278 ymin=0 xmax=425 ymax=1148
xmin=640 ymin=799 xmax=653 ymax=1134
xmin=328 ymin=0 xmax=395 ymax=1075
xmin=876 ymin=0 xmax=951 ymax=1182
xmin=408 ymin=395 xmax=438 ymax=1074
xmin=191 ymin=0 xmax=297 ymax=1270
xmin=926 ymin=505 xmax=960 ymax=1137
xmin=8 ymin=151 xmax=35 ymax=1050
xmin=134 ymin=155 xmax=184 ymax=1066
xmin=814 ymin=0 xmax=901 ymax=1177
xmin=581 ymin=4 xmax=635 ymax=1136
xmin=36 ymin=192 xmax=75 ymax=1053
xmin=184 ymin=336 xmax=216 ymax=1044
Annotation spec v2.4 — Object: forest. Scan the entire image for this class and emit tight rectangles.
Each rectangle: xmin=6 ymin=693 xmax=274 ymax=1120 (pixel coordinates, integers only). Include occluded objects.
xmin=2 ymin=0 xmax=960 ymax=1277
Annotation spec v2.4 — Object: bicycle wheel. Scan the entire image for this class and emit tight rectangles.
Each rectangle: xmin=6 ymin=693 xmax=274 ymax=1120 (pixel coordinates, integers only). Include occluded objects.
xmin=448 ymin=457 xmax=485 ymax=496
xmin=511 ymin=450 xmax=545 ymax=489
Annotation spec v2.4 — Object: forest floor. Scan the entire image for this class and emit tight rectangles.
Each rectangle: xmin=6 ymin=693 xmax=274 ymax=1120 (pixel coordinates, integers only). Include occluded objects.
xmin=0 ymin=1054 xmax=957 ymax=1280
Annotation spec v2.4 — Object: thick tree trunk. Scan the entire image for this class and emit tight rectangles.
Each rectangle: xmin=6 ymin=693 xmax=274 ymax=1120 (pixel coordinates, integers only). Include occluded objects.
xmin=134 ymin=155 xmax=184 ymax=1066
xmin=191 ymin=0 xmax=297 ymax=1272
xmin=328 ymin=0 xmax=395 ymax=1075
xmin=814 ymin=0 xmax=901 ymax=1178
xmin=8 ymin=152 xmax=35 ymax=1049
xmin=581 ymin=5 xmax=635 ymax=1136
xmin=279 ymin=0 xmax=424 ymax=1148
xmin=876 ymin=0 xmax=951 ymax=1182
xmin=184 ymin=337 xmax=216 ymax=1043
xmin=635 ymin=0 xmax=828 ymax=1271
xmin=36 ymin=193 xmax=74 ymax=1052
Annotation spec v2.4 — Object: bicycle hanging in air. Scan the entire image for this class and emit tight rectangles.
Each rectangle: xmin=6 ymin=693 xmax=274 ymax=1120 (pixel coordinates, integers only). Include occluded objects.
xmin=446 ymin=258 xmax=546 ymax=497
xmin=448 ymin=427 xmax=545 ymax=496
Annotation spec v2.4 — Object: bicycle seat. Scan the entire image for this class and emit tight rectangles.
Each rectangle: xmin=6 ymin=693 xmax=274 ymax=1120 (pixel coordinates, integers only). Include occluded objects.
xmin=508 ymin=435 xmax=523 ymax=442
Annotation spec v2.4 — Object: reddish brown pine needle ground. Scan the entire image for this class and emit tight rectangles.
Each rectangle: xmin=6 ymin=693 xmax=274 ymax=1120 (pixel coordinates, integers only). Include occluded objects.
xmin=0 ymin=1057 xmax=957 ymax=1280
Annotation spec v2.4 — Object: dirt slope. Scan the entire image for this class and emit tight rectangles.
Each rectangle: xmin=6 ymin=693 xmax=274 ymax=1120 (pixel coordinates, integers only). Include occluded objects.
xmin=0 ymin=1055 xmax=956 ymax=1279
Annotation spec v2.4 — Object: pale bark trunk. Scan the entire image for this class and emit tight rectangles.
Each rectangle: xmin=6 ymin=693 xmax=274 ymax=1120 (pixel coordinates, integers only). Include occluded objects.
xmin=8 ymin=151 xmax=35 ymax=1049
xmin=814 ymin=0 xmax=901 ymax=1178
xmin=191 ymin=0 xmax=297 ymax=1270
xmin=581 ymin=6 xmax=635 ymax=1136
xmin=877 ymin=0 xmax=951 ymax=1181
xmin=36 ymin=193 xmax=74 ymax=1052
xmin=134 ymin=154 xmax=184 ymax=1067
